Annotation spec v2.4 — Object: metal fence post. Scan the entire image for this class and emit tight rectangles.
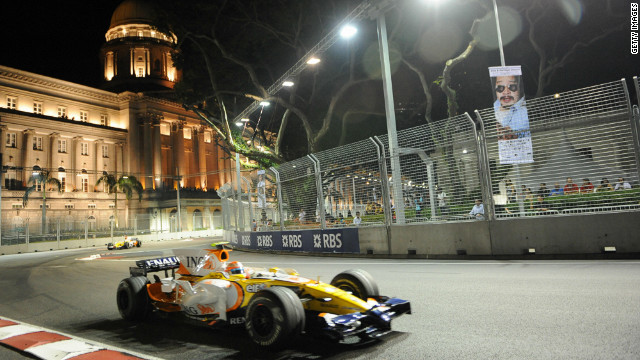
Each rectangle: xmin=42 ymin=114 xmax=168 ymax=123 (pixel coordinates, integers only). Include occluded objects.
xmin=624 ymin=78 xmax=640 ymax=183
xmin=56 ymin=219 xmax=60 ymax=248
xmin=134 ymin=215 xmax=138 ymax=236
xmin=308 ymin=154 xmax=326 ymax=229
xmin=26 ymin=218 xmax=29 ymax=245
xmin=84 ymin=219 xmax=88 ymax=247
xmin=270 ymin=167 xmax=285 ymax=231
xmin=471 ymin=111 xmax=495 ymax=221
xmin=241 ymin=177 xmax=253 ymax=230
xmin=371 ymin=137 xmax=392 ymax=226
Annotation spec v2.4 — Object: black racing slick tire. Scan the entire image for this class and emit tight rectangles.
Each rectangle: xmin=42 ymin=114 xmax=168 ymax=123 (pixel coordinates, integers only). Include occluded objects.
xmin=136 ymin=240 xmax=142 ymax=248
xmin=116 ymin=276 xmax=151 ymax=321
xmin=330 ymin=269 xmax=380 ymax=300
xmin=245 ymin=287 xmax=305 ymax=348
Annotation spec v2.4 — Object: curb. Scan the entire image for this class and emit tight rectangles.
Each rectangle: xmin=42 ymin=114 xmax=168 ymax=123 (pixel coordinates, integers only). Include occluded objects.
xmin=0 ymin=317 xmax=161 ymax=360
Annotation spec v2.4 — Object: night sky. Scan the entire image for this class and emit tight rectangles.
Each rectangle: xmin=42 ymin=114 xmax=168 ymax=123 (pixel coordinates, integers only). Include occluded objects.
xmin=0 ymin=1 xmax=637 ymax=98
xmin=0 ymin=1 xmax=123 ymax=88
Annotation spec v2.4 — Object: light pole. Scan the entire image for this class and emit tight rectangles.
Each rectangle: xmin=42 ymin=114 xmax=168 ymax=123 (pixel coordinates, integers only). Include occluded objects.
xmin=372 ymin=7 xmax=405 ymax=224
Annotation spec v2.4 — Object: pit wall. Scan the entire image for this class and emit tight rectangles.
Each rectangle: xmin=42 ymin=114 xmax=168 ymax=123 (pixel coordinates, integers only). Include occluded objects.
xmin=226 ymin=212 xmax=640 ymax=257
xmin=0 ymin=229 xmax=223 ymax=256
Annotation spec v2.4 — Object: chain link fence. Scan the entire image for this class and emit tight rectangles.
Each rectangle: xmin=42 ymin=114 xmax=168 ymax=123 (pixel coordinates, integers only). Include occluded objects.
xmin=0 ymin=211 xmax=207 ymax=246
xmin=219 ymin=78 xmax=640 ymax=232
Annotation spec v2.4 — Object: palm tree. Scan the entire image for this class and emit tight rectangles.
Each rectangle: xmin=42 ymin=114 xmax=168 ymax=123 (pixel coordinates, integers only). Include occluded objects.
xmin=96 ymin=173 xmax=143 ymax=227
xmin=23 ymin=169 xmax=62 ymax=234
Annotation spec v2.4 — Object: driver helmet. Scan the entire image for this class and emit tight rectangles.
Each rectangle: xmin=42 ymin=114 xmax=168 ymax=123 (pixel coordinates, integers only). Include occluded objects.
xmin=226 ymin=261 xmax=245 ymax=275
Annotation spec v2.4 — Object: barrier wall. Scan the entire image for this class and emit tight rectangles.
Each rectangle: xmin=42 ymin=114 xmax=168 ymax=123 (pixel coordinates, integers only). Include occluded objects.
xmin=227 ymin=211 xmax=640 ymax=257
xmin=0 ymin=228 xmax=222 ymax=255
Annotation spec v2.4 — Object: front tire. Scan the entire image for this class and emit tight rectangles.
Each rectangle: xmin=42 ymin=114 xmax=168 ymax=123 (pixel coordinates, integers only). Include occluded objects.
xmin=116 ymin=276 xmax=151 ymax=321
xmin=330 ymin=269 xmax=380 ymax=300
xmin=245 ymin=287 xmax=305 ymax=348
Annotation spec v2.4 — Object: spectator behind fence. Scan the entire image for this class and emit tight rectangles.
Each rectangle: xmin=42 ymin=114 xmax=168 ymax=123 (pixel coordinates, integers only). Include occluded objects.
xmin=550 ymin=183 xmax=564 ymax=196
xmin=298 ymin=209 xmax=306 ymax=224
xmin=531 ymin=195 xmax=550 ymax=211
xmin=537 ymin=183 xmax=550 ymax=197
xmin=614 ymin=177 xmax=632 ymax=190
xmin=563 ymin=177 xmax=579 ymax=195
xmin=596 ymin=178 xmax=614 ymax=192
xmin=505 ymin=179 xmax=516 ymax=203
xmin=469 ymin=199 xmax=485 ymax=220
xmin=353 ymin=211 xmax=362 ymax=226
xmin=437 ymin=188 xmax=449 ymax=215
xmin=580 ymin=178 xmax=594 ymax=194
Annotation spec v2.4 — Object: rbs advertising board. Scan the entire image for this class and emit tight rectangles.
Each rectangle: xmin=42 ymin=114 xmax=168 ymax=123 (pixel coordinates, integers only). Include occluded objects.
xmin=231 ymin=229 xmax=360 ymax=253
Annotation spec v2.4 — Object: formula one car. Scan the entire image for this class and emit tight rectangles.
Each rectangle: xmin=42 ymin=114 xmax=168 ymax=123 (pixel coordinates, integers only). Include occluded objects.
xmin=108 ymin=236 xmax=142 ymax=250
xmin=116 ymin=242 xmax=411 ymax=348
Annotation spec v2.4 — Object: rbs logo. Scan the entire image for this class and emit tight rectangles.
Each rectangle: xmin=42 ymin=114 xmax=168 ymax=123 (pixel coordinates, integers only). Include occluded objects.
xmin=257 ymin=235 xmax=273 ymax=247
xmin=313 ymin=233 xmax=342 ymax=248
xmin=282 ymin=234 xmax=302 ymax=248
xmin=241 ymin=235 xmax=251 ymax=246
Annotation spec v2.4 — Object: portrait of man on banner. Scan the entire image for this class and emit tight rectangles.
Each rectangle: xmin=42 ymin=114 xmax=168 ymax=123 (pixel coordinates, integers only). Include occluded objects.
xmin=489 ymin=66 xmax=534 ymax=164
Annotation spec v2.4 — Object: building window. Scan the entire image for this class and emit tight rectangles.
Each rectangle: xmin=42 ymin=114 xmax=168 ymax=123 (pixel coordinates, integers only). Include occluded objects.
xmin=102 ymin=144 xmax=109 ymax=158
xmin=12 ymin=204 xmax=23 ymax=209
xmin=65 ymin=204 xmax=75 ymax=210
xmin=6 ymin=133 xmax=16 ymax=148
xmin=33 ymin=136 xmax=43 ymax=150
xmin=204 ymin=132 xmax=212 ymax=143
xmin=79 ymin=111 xmax=88 ymax=122
xmin=183 ymin=127 xmax=192 ymax=139
xmin=60 ymin=175 xmax=66 ymax=192
xmin=58 ymin=139 xmax=67 ymax=153
xmin=137 ymin=67 xmax=144 ymax=77
xmin=33 ymin=102 xmax=42 ymax=114
xmin=6 ymin=96 xmax=17 ymax=109
xmin=39 ymin=204 xmax=50 ymax=209
xmin=88 ymin=204 xmax=96 ymax=209
xmin=100 ymin=114 xmax=109 ymax=126
xmin=35 ymin=180 xmax=42 ymax=192
xmin=82 ymin=178 xmax=89 ymax=192
xmin=109 ymin=203 xmax=116 ymax=209
xmin=81 ymin=143 xmax=89 ymax=156
xmin=57 ymin=106 xmax=67 ymax=118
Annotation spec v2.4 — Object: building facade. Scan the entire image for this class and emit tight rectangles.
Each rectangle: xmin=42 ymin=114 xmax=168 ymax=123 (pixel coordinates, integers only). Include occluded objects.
xmin=0 ymin=0 xmax=234 ymax=236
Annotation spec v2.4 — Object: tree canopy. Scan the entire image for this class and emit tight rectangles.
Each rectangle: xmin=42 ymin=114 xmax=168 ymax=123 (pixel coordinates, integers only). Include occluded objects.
xmin=153 ymin=0 xmax=631 ymax=167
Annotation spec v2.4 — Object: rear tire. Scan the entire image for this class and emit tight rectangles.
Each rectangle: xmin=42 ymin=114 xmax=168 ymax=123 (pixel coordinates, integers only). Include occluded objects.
xmin=330 ymin=269 xmax=380 ymax=300
xmin=245 ymin=287 xmax=305 ymax=348
xmin=116 ymin=276 xmax=151 ymax=320
xmin=136 ymin=240 xmax=142 ymax=248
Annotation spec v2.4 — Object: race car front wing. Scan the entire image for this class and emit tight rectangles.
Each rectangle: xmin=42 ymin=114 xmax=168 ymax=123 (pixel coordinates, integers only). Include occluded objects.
xmin=319 ymin=297 xmax=411 ymax=341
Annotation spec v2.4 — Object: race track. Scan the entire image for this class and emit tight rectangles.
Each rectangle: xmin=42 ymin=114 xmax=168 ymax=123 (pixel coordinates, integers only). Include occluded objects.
xmin=1 ymin=237 xmax=639 ymax=359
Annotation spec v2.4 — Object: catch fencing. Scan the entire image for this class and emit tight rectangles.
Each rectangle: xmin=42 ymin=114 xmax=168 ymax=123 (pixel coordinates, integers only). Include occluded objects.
xmin=220 ymin=78 xmax=640 ymax=231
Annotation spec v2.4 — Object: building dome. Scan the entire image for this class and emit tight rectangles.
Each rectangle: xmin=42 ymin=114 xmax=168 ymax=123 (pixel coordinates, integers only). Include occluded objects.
xmin=109 ymin=0 xmax=155 ymax=29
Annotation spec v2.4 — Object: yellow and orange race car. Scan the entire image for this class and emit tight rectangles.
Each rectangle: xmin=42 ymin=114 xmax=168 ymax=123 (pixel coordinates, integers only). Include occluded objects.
xmin=107 ymin=236 xmax=142 ymax=250
xmin=116 ymin=242 xmax=411 ymax=348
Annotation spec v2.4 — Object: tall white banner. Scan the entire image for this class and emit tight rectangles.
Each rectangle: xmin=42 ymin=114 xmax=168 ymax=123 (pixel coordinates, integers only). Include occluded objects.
xmin=489 ymin=66 xmax=534 ymax=164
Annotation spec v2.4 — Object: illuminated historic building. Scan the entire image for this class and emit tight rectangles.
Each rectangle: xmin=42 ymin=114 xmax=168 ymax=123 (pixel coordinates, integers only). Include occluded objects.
xmin=0 ymin=0 xmax=233 ymax=234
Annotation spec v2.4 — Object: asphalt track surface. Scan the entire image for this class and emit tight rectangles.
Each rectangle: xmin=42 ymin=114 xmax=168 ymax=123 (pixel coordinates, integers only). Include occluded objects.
xmin=0 ymin=237 xmax=639 ymax=359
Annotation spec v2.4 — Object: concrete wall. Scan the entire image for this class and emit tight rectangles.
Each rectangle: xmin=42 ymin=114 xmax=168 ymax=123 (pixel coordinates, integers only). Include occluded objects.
xmin=226 ymin=211 xmax=640 ymax=257
xmin=386 ymin=212 xmax=640 ymax=257
xmin=0 ymin=229 xmax=222 ymax=256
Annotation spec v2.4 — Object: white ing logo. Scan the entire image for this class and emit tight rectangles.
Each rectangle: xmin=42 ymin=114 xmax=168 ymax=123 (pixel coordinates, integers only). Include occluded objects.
xmin=257 ymin=235 xmax=273 ymax=247
xmin=282 ymin=234 xmax=302 ymax=248
xmin=246 ymin=283 xmax=267 ymax=293
xmin=313 ymin=233 xmax=342 ymax=248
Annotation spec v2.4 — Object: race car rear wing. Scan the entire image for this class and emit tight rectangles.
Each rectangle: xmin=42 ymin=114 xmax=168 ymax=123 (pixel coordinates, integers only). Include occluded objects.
xmin=130 ymin=256 xmax=180 ymax=277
